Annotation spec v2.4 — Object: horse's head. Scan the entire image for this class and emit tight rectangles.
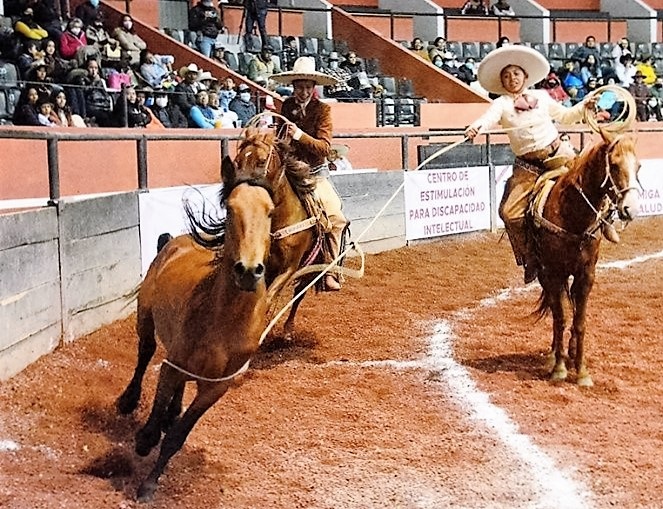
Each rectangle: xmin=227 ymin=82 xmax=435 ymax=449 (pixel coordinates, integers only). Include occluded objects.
xmin=603 ymin=132 xmax=641 ymax=222
xmin=224 ymin=127 xmax=283 ymax=186
xmin=224 ymin=181 xmax=274 ymax=292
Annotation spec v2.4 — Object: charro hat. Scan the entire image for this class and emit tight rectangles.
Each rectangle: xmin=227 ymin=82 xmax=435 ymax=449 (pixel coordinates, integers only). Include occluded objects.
xmin=179 ymin=63 xmax=202 ymax=79
xmin=198 ymin=70 xmax=218 ymax=82
xmin=330 ymin=144 xmax=349 ymax=157
xmin=477 ymin=45 xmax=550 ymax=95
xmin=271 ymin=56 xmax=338 ymax=86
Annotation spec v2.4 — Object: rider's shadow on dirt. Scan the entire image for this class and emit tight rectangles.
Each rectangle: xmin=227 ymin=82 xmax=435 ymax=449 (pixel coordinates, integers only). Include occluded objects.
xmin=463 ymin=350 xmax=550 ymax=381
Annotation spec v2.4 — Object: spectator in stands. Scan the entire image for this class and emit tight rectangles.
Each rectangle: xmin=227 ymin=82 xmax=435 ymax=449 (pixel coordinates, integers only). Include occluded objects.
xmin=113 ymin=14 xmax=147 ymax=65
xmin=611 ymin=37 xmax=632 ymax=67
xmin=74 ymin=0 xmax=101 ymax=28
xmin=12 ymin=86 xmax=41 ymax=125
xmin=457 ymin=57 xmax=477 ymax=84
xmin=247 ymin=44 xmax=282 ymax=89
xmin=198 ymin=70 xmax=219 ymax=92
xmin=212 ymin=47 xmax=229 ymax=67
xmin=189 ymin=89 xmax=217 ymax=128
xmin=429 ymin=37 xmax=451 ymax=61
xmin=228 ymin=83 xmax=256 ymax=127
xmin=432 ymin=52 xmax=459 ymax=79
xmin=149 ymin=89 xmax=188 ymax=128
xmin=595 ymin=77 xmax=622 ymax=121
xmin=41 ymin=38 xmax=71 ymax=82
xmin=491 ymin=0 xmax=514 ymax=16
xmin=648 ymin=76 xmax=663 ymax=121
xmin=339 ymin=51 xmax=364 ymax=75
xmin=188 ymin=0 xmax=225 ymax=58
xmin=16 ymin=39 xmax=45 ymax=78
xmin=49 ymin=89 xmax=86 ymax=127
xmin=135 ymin=88 xmax=164 ymax=129
xmin=636 ymin=54 xmax=656 ymax=86
xmin=243 ymin=0 xmax=269 ymax=50
xmin=270 ymin=56 xmax=347 ymax=290
xmin=33 ymin=0 xmax=63 ymax=39
xmin=540 ymin=72 xmax=571 ymax=106
xmin=59 ymin=18 xmax=87 ymax=60
xmin=27 ymin=60 xmax=58 ymax=102
xmin=139 ymin=49 xmax=175 ymax=89
xmin=37 ymin=100 xmax=56 ymax=126
xmin=321 ymin=51 xmax=371 ymax=100
xmin=106 ymin=56 xmax=139 ymax=91
xmin=70 ymin=57 xmax=113 ymax=126
xmin=461 ymin=0 xmax=489 ymax=16
xmin=218 ymin=76 xmax=237 ymax=111
xmin=174 ymin=63 xmax=202 ymax=117
xmin=86 ymin=12 xmax=121 ymax=66
xmin=585 ymin=75 xmax=599 ymax=96
xmin=208 ymin=90 xmax=239 ymax=127
xmin=328 ymin=144 xmax=353 ymax=172
xmin=281 ymin=36 xmax=299 ymax=71
xmin=561 ymin=59 xmax=586 ymax=104
xmin=410 ymin=37 xmax=430 ymax=61
xmin=464 ymin=45 xmax=603 ymax=283
xmin=628 ymin=70 xmax=651 ymax=122
xmin=112 ymin=85 xmax=152 ymax=127
xmin=14 ymin=6 xmax=48 ymax=41
xmin=615 ymin=53 xmax=636 ymax=87
xmin=495 ymin=36 xmax=510 ymax=48
xmin=570 ymin=35 xmax=600 ymax=63
xmin=579 ymin=54 xmax=601 ymax=85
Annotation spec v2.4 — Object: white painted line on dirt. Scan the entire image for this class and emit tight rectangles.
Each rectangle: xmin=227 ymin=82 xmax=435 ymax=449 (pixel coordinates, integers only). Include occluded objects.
xmin=598 ymin=249 xmax=663 ymax=269
xmin=0 ymin=439 xmax=20 ymax=452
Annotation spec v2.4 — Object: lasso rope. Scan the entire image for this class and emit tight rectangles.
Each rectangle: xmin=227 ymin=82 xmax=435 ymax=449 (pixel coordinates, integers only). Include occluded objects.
xmin=582 ymin=84 xmax=636 ymax=135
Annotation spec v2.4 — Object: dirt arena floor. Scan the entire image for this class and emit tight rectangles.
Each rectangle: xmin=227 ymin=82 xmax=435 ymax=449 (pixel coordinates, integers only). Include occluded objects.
xmin=2 ymin=216 xmax=663 ymax=509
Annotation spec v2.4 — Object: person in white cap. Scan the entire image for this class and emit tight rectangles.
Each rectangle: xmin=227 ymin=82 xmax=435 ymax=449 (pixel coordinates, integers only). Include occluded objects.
xmin=271 ymin=56 xmax=349 ymax=291
xmin=464 ymin=45 xmax=611 ymax=284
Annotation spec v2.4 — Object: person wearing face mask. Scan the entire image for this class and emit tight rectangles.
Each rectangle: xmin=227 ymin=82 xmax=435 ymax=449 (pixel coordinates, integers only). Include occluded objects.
xmin=14 ymin=7 xmax=49 ymax=41
xmin=228 ymin=83 xmax=256 ymax=127
xmin=272 ymin=57 xmax=349 ymax=291
xmin=86 ymin=12 xmax=121 ymax=64
xmin=149 ymin=90 xmax=188 ymax=128
xmin=75 ymin=0 xmax=102 ymax=28
xmin=457 ymin=57 xmax=477 ymax=85
xmin=113 ymin=14 xmax=147 ymax=65
xmin=321 ymin=52 xmax=371 ymax=100
xmin=59 ymin=18 xmax=88 ymax=60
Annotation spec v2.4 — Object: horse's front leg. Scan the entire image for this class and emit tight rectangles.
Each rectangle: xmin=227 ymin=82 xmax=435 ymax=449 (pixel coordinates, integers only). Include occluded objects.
xmin=136 ymin=381 xmax=231 ymax=503
xmin=570 ymin=271 xmax=595 ymax=387
xmin=547 ymin=282 xmax=568 ymax=382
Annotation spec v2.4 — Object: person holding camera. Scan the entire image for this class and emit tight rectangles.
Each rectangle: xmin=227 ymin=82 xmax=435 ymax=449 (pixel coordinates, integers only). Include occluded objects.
xmin=189 ymin=0 xmax=226 ymax=58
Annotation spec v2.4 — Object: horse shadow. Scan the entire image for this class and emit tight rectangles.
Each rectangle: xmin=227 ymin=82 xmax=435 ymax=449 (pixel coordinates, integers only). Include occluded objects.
xmin=251 ymin=328 xmax=324 ymax=370
xmin=463 ymin=350 xmax=551 ymax=381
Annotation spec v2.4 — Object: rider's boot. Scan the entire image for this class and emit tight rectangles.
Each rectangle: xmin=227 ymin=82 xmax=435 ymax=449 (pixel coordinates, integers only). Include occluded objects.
xmin=504 ymin=219 xmax=539 ymax=284
xmin=324 ymin=274 xmax=341 ymax=291
xmin=602 ymin=222 xmax=621 ymax=243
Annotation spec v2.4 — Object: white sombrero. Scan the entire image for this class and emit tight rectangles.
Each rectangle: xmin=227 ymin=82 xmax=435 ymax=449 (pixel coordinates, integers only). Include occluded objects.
xmin=477 ymin=45 xmax=550 ymax=95
xmin=271 ymin=56 xmax=338 ymax=86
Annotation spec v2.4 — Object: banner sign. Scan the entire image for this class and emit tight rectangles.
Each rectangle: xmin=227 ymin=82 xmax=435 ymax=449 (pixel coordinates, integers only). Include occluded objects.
xmin=637 ymin=159 xmax=663 ymax=217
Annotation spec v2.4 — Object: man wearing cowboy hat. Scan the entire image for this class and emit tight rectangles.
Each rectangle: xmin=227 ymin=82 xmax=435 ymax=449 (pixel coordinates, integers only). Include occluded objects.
xmin=271 ymin=56 xmax=349 ymax=291
xmin=174 ymin=63 xmax=203 ymax=118
xmin=464 ymin=45 xmax=613 ymax=284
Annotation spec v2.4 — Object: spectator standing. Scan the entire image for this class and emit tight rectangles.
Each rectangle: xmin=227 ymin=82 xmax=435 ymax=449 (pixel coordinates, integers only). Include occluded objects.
xmin=628 ymin=70 xmax=651 ymax=122
xmin=113 ymin=14 xmax=147 ymax=65
xmin=491 ymin=0 xmax=515 ymax=16
xmin=12 ymin=87 xmax=41 ymax=125
xmin=281 ymin=36 xmax=299 ymax=71
xmin=243 ymin=0 xmax=269 ymax=49
xmin=189 ymin=89 xmax=216 ymax=128
xmin=149 ymin=89 xmax=188 ymax=128
xmin=33 ymin=0 xmax=63 ymax=39
xmin=188 ymin=0 xmax=225 ymax=58
xmin=228 ymin=83 xmax=256 ymax=127
xmin=410 ymin=37 xmax=430 ymax=61
xmin=75 ymin=0 xmax=101 ymax=28
xmin=174 ymin=63 xmax=202 ymax=117
xmin=570 ymin=35 xmax=600 ymax=63
xmin=636 ymin=54 xmax=656 ymax=86
xmin=14 ymin=6 xmax=49 ymax=41
xmin=611 ymin=37 xmax=632 ymax=67
xmin=461 ymin=0 xmax=489 ymax=16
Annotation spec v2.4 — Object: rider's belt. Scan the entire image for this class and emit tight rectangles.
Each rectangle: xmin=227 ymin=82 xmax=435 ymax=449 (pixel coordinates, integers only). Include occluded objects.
xmin=310 ymin=162 xmax=330 ymax=178
xmin=519 ymin=138 xmax=561 ymax=163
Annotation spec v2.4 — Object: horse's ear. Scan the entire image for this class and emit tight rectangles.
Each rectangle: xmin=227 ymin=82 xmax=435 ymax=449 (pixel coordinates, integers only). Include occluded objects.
xmin=221 ymin=156 xmax=237 ymax=186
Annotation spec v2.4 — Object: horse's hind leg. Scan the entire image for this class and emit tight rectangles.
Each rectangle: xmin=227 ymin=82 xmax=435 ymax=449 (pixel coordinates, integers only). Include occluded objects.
xmin=283 ymin=282 xmax=306 ymax=339
xmin=161 ymin=381 xmax=185 ymax=432
xmin=117 ymin=307 xmax=157 ymax=414
xmin=135 ymin=363 xmax=185 ymax=457
xmin=137 ymin=381 xmax=231 ymax=503
xmin=570 ymin=274 xmax=595 ymax=387
xmin=547 ymin=283 xmax=568 ymax=382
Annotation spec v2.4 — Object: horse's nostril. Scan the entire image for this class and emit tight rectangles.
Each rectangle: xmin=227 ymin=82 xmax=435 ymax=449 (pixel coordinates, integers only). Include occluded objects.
xmin=233 ymin=262 xmax=245 ymax=277
xmin=255 ymin=264 xmax=265 ymax=276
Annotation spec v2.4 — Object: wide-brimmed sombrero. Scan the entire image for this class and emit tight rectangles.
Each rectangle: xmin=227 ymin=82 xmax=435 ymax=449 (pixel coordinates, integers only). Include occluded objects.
xmin=477 ymin=45 xmax=550 ymax=95
xmin=271 ymin=56 xmax=338 ymax=86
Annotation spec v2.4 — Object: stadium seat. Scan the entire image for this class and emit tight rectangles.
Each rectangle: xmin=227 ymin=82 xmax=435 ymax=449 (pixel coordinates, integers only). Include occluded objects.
xmin=599 ymin=42 xmax=615 ymax=59
xmin=334 ymin=40 xmax=350 ymax=56
xmin=531 ymin=42 xmax=548 ymax=58
xmin=299 ymin=37 xmax=317 ymax=56
xmin=398 ymin=77 xmax=415 ymax=98
xmin=4 ymin=87 xmax=20 ymax=116
xmin=0 ymin=61 xmax=18 ymax=85
xmin=548 ymin=42 xmax=566 ymax=60
xmin=548 ymin=60 xmax=564 ymax=74
xmin=655 ymin=59 xmax=663 ymax=76
xmin=267 ymin=35 xmax=283 ymax=53
xmin=238 ymin=52 xmax=254 ymax=75
xmin=652 ymin=43 xmax=663 ymax=60
xmin=0 ymin=89 xmax=9 ymax=122
xmin=446 ymin=41 xmax=463 ymax=58
xmin=462 ymin=42 xmax=479 ymax=60
xmin=365 ymin=57 xmax=381 ymax=77
xmin=244 ymin=34 xmax=262 ymax=53
xmin=565 ymin=42 xmax=580 ymax=60
xmin=479 ymin=41 xmax=495 ymax=60
xmin=378 ymin=76 xmax=397 ymax=97
xmin=318 ymin=38 xmax=334 ymax=56
xmin=635 ymin=42 xmax=651 ymax=59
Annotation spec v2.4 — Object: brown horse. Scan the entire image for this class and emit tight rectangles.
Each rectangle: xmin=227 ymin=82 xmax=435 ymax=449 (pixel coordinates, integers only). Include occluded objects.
xmin=116 ymin=168 xmax=275 ymax=502
xmin=194 ymin=128 xmax=333 ymax=337
xmin=530 ymin=131 xmax=640 ymax=387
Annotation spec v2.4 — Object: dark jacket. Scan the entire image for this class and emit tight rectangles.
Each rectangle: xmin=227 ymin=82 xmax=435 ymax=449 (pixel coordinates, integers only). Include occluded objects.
xmin=228 ymin=96 xmax=257 ymax=126
xmin=188 ymin=3 xmax=224 ymax=39
xmin=150 ymin=103 xmax=188 ymax=128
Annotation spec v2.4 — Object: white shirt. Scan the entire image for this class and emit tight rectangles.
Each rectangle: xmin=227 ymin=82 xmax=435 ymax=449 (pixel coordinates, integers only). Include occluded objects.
xmin=469 ymin=89 xmax=585 ymax=156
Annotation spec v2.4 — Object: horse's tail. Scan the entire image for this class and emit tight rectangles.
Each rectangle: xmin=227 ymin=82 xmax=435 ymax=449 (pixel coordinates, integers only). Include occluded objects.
xmin=532 ymin=280 xmax=571 ymax=322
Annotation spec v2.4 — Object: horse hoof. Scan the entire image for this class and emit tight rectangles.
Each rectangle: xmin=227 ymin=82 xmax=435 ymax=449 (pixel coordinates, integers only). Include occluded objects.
xmin=577 ymin=375 xmax=594 ymax=387
xmin=543 ymin=353 xmax=556 ymax=373
xmin=136 ymin=480 xmax=157 ymax=503
xmin=135 ymin=428 xmax=160 ymax=457
xmin=117 ymin=390 xmax=138 ymax=415
xmin=550 ymin=367 xmax=568 ymax=382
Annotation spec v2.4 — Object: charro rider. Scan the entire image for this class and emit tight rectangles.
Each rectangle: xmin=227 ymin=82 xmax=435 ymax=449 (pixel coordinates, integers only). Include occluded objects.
xmin=464 ymin=45 xmax=614 ymax=284
xmin=271 ymin=57 xmax=348 ymax=291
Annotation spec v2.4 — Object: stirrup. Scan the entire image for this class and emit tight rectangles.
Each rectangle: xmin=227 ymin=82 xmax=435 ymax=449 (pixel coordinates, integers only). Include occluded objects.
xmin=602 ymin=223 xmax=620 ymax=244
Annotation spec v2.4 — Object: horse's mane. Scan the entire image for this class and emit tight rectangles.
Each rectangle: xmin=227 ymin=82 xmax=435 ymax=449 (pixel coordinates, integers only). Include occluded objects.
xmin=563 ymin=133 xmax=634 ymax=185
xmin=184 ymin=177 xmax=273 ymax=250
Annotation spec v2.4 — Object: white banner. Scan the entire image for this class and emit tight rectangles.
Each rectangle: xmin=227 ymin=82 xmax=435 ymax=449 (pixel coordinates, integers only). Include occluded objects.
xmin=637 ymin=159 xmax=663 ymax=217
xmin=404 ymin=166 xmax=491 ymax=241
xmin=138 ymin=185 xmax=223 ymax=276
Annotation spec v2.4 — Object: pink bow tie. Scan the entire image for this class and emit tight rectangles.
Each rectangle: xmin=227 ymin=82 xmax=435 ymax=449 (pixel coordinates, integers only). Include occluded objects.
xmin=514 ymin=94 xmax=538 ymax=111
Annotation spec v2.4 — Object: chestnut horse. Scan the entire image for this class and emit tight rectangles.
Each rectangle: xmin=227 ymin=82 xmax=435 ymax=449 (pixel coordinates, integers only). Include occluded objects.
xmin=530 ymin=131 xmax=640 ymax=387
xmin=116 ymin=169 xmax=275 ymax=502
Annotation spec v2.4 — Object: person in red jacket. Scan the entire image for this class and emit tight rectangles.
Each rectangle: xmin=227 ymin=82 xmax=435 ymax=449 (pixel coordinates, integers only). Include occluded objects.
xmin=59 ymin=18 xmax=87 ymax=60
